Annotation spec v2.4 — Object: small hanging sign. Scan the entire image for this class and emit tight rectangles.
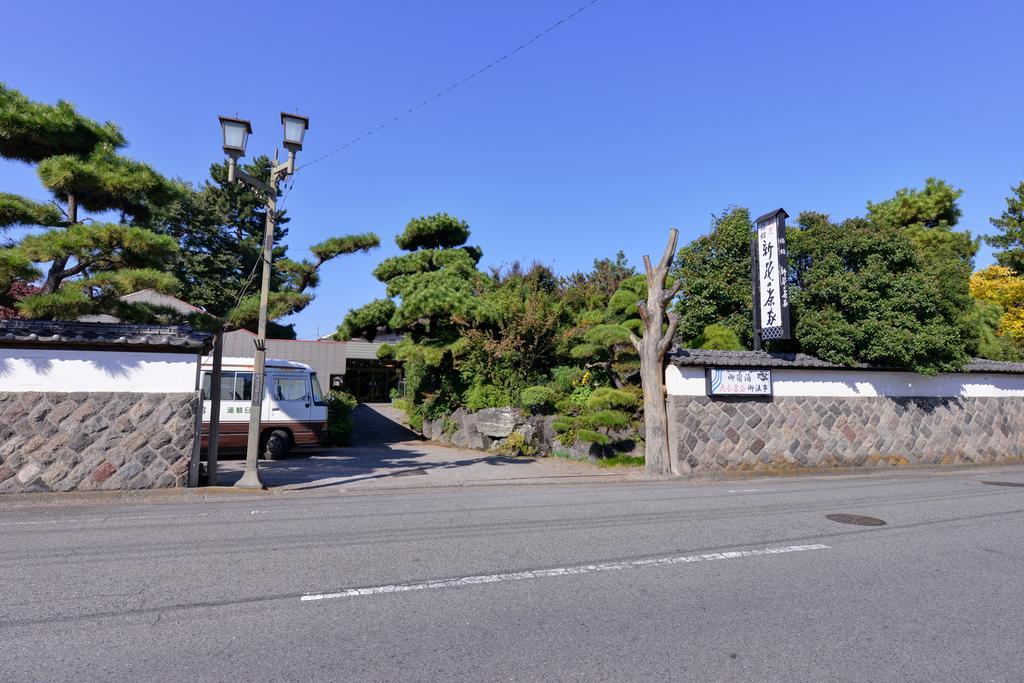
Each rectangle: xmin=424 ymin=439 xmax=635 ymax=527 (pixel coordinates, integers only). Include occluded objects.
xmin=706 ymin=368 xmax=773 ymax=396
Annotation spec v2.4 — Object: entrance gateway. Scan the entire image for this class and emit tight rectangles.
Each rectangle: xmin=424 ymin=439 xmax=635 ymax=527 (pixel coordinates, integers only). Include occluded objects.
xmin=201 ymin=357 xmax=328 ymax=459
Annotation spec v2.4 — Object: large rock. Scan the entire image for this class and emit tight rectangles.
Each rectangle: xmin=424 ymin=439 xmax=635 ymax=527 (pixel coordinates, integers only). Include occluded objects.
xmin=474 ymin=407 xmax=521 ymax=438
xmin=467 ymin=432 xmax=493 ymax=450
xmin=567 ymin=440 xmax=602 ymax=463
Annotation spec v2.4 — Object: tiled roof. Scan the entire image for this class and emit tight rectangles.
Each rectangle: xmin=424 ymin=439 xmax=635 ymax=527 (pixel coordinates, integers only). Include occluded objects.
xmin=0 ymin=319 xmax=212 ymax=353
xmin=668 ymin=348 xmax=1024 ymax=375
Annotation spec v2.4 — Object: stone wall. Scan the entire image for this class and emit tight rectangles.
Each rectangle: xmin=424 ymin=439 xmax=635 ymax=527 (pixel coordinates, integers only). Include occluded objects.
xmin=419 ymin=406 xmax=642 ymax=462
xmin=668 ymin=395 xmax=1024 ymax=473
xmin=0 ymin=392 xmax=199 ymax=493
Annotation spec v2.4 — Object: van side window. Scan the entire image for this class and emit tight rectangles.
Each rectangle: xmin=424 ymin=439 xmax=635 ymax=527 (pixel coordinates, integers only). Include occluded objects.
xmin=201 ymin=371 xmax=253 ymax=401
xmin=271 ymin=376 xmax=307 ymax=401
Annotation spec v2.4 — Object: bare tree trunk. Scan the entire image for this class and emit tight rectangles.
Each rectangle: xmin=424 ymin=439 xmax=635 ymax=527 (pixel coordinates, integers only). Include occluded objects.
xmin=41 ymin=195 xmax=76 ymax=295
xmin=630 ymin=229 xmax=682 ymax=476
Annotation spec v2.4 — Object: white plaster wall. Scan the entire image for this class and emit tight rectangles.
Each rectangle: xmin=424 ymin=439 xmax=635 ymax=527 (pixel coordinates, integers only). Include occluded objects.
xmin=0 ymin=348 xmax=199 ymax=393
xmin=666 ymin=365 xmax=1024 ymax=398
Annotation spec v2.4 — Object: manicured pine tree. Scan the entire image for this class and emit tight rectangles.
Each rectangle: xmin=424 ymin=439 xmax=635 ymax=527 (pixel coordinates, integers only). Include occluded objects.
xmin=337 ymin=212 xmax=483 ymax=410
xmin=0 ymin=84 xmax=179 ymax=319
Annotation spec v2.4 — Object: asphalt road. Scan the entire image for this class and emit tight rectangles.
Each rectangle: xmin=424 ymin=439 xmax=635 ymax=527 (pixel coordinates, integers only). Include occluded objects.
xmin=1 ymin=467 xmax=1023 ymax=681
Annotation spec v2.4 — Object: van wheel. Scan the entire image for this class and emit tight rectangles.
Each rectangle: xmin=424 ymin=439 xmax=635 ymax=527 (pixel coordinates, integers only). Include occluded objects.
xmin=262 ymin=430 xmax=292 ymax=460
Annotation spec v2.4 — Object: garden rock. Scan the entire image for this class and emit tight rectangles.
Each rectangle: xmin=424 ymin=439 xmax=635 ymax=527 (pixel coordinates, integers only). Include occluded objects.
xmin=475 ymin=407 xmax=521 ymax=438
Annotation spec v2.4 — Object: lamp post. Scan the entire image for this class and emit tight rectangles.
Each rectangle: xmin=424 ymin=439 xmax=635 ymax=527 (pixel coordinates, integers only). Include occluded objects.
xmin=217 ymin=112 xmax=310 ymax=489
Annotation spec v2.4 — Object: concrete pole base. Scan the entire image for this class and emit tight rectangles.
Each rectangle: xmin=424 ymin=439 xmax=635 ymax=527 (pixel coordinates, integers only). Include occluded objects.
xmin=233 ymin=468 xmax=265 ymax=490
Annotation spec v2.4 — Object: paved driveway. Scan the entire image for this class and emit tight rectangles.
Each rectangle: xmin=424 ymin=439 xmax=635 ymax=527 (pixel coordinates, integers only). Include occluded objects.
xmin=217 ymin=403 xmax=633 ymax=491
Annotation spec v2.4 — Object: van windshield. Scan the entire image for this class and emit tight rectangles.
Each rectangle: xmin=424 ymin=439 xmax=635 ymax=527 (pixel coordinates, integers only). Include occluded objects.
xmin=311 ymin=373 xmax=325 ymax=404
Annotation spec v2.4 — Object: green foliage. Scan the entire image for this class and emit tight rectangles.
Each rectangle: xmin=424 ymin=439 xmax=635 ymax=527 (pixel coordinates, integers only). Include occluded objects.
xmin=456 ymin=263 xmax=568 ymax=403
xmin=310 ymin=233 xmax=380 ymax=262
xmin=671 ymin=182 xmax=982 ymax=374
xmin=520 ymin=385 xmax=558 ymax=414
xmin=395 ymin=213 xmax=470 ymax=250
xmin=968 ymin=298 xmax=1021 ymax=361
xmin=595 ymin=454 xmax=645 ymax=468
xmin=789 ymin=212 xmax=972 ymax=374
xmin=0 ymin=83 xmax=124 ymax=163
xmin=326 ymin=391 xmax=358 ymax=446
xmin=497 ymin=430 xmax=536 ymax=456
xmin=584 ymin=409 xmax=631 ymax=431
xmin=336 ymin=298 xmax=396 ymax=341
xmin=0 ymin=192 xmax=63 ymax=228
xmin=586 ymin=387 xmax=639 ymax=412
xmin=0 ymin=85 xmax=183 ymax=319
xmin=463 ymin=384 xmax=513 ymax=411
xmin=16 ymin=222 xmax=176 ymax=265
xmin=561 ymin=251 xmax=637 ymax=313
xmin=568 ymin=275 xmax=651 ymax=389
xmin=552 ymin=384 xmax=637 ymax=452
xmin=987 ymin=180 xmax=1024 ymax=275
xmin=691 ymin=323 xmax=744 ymax=350
xmin=569 ymin=385 xmax=593 ymax=409
xmin=36 ymin=143 xmax=182 ymax=222
xmin=576 ymin=429 xmax=610 ymax=445
xmin=150 ymin=158 xmax=378 ymax=333
xmin=671 ymin=207 xmax=754 ymax=346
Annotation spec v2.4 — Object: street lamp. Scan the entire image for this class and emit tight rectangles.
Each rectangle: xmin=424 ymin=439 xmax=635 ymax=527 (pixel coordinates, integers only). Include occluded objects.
xmin=216 ymin=111 xmax=309 ymax=489
xmin=281 ymin=112 xmax=309 ymax=151
xmin=218 ymin=116 xmax=252 ymax=183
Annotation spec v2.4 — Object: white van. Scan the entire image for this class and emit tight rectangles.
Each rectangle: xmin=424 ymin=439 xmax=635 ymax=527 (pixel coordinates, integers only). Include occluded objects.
xmin=200 ymin=357 xmax=328 ymax=459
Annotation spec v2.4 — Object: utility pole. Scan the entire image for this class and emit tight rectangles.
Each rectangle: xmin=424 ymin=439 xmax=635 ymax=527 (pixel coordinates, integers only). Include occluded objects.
xmin=217 ymin=113 xmax=309 ymax=489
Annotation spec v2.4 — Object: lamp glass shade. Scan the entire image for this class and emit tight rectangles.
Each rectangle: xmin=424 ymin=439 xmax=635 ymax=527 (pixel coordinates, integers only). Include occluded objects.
xmin=282 ymin=114 xmax=307 ymax=148
xmin=221 ymin=119 xmax=249 ymax=154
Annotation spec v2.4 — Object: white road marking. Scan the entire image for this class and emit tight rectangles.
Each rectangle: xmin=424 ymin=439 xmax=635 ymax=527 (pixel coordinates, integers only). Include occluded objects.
xmin=728 ymin=489 xmax=762 ymax=493
xmin=301 ymin=543 xmax=830 ymax=603
xmin=0 ymin=512 xmax=212 ymax=527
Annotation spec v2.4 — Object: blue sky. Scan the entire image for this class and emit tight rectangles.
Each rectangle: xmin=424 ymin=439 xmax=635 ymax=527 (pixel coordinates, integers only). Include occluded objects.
xmin=4 ymin=0 xmax=1023 ymax=338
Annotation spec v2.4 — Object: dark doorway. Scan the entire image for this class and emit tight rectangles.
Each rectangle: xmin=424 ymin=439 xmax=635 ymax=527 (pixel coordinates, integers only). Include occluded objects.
xmin=342 ymin=359 xmax=403 ymax=402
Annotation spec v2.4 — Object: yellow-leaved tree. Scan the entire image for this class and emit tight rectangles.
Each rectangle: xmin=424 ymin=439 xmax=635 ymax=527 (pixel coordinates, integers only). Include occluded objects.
xmin=970 ymin=265 xmax=1024 ymax=350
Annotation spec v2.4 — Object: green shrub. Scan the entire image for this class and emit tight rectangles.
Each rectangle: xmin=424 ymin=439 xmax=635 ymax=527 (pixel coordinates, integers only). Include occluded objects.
xmin=551 ymin=366 xmax=585 ymax=392
xmin=326 ymin=391 xmax=358 ymax=446
xmin=596 ymin=454 xmax=645 ymax=468
xmin=497 ymin=430 xmax=536 ymax=456
xmin=393 ymin=397 xmax=423 ymax=432
xmin=577 ymin=428 xmax=610 ymax=445
xmin=520 ymin=385 xmax=558 ymax=414
xmin=584 ymin=409 xmax=630 ymax=431
xmin=554 ymin=397 xmax=578 ymax=416
xmin=691 ymin=323 xmax=744 ymax=351
xmin=586 ymin=387 xmax=638 ymax=412
xmin=464 ymin=384 xmax=512 ymax=412
xmin=569 ymin=385 xmax=593 ymax=408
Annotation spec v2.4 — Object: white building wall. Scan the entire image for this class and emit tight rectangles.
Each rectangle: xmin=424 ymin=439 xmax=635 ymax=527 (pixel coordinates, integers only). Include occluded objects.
xmin=666 ymin=365 xmax=1024 ymax=398
xmin=0 ymin=348 xmax=199 ymax=393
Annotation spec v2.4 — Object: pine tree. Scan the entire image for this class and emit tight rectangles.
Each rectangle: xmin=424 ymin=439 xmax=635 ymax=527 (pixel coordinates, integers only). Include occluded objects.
xmin=0 ymin=84 xmax=180 ymax=319
xmin=150 ymin=158 xmax=380 ymax=337
xmin=337 ymin=213 xmax=483 ymax=409
xmin=987 ymin=180 xmax=1024 ymax=275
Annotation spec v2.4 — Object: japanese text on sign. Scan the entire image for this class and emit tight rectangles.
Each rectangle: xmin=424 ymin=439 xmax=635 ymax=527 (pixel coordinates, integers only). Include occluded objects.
xmin=758 ymin=219 xmax=783 ymax=331
xmin=707 ymin=368 xmax=772 ymax=396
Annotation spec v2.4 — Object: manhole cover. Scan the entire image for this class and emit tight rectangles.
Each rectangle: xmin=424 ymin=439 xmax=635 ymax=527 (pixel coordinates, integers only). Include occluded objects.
xmin=825 ymin=513 xmax=887 ymax=526
xmin=980 ymin=481 xmax=1024 ymax=487
xmin=393 ymin=468 xmax=428 ymax=477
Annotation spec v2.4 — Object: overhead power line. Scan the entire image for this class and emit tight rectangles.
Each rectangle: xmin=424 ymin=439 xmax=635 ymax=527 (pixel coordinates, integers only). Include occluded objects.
xmin=294 ymin=0 xmax=602 ymax=176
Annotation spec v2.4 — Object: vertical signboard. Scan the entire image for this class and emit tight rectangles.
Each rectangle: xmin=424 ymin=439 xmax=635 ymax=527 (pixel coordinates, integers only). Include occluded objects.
xmin=753 ymin=208 xmax=791 ymax=341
